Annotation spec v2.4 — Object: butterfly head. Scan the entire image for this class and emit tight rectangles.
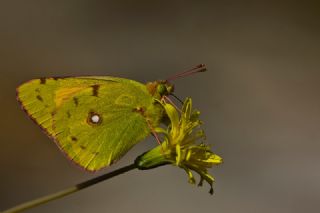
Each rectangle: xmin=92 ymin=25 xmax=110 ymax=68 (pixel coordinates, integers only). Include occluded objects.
xmin=157 ymin=80 xmax=174 ymax=96
xmin=146 ymin=80 xmax=174 ymax=98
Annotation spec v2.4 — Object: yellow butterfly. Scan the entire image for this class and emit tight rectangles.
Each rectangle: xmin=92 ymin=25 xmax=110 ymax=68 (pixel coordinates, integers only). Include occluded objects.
xmin=16 ymin=65 xmax=206 ymax=171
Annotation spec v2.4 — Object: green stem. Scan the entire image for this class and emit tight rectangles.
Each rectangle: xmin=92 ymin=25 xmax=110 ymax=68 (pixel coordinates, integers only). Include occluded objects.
xmin=2 ymin=163 xmax=137 ymax=213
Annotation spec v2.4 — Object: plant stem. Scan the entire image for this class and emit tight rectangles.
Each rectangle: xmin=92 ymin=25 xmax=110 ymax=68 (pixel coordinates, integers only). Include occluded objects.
xmin=2 ymin=163 xmax=137 ymax=213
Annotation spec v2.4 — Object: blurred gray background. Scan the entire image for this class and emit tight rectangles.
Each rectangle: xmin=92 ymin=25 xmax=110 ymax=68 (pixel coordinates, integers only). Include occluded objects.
xmin=1 ymin=1 xmax=319 ymax=212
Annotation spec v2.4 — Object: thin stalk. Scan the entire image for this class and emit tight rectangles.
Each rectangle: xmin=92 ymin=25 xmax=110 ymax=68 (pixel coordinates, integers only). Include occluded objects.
xmin=2 ymin=163 xmax=137 ymax=213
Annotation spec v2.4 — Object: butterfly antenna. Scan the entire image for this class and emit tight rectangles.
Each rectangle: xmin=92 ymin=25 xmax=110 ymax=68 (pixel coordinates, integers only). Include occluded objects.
xmin=166 ymin=64 xmax=207 ymax=82
xmin=171 ymin=93 xmax=184 ymax=104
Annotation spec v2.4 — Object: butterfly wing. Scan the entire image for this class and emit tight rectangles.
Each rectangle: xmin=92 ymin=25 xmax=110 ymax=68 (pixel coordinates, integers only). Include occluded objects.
xmin=17 ymin=77 xmax=163 ymax=171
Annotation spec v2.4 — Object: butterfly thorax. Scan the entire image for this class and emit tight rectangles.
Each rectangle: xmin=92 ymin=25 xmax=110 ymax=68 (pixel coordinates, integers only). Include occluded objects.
xmin=146 ymin=80 xmax=174 ymax=99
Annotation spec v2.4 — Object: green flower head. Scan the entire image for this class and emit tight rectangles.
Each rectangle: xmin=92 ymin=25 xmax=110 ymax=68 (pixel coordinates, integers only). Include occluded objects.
xmin=135 ymin=98 xmax=222 ymax=194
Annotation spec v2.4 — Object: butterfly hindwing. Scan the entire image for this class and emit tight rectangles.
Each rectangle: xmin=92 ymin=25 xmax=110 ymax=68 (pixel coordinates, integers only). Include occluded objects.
xmin=17 ymin=77 xmax=163 ymax=171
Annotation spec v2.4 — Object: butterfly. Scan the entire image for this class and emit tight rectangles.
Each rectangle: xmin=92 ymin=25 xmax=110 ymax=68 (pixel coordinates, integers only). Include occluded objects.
xmin=16 ymin=65 xmax=206 ymax=171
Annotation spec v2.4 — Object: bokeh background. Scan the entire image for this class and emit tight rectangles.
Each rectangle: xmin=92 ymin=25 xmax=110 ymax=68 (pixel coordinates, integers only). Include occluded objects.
xmin=1 ymin=1 xmax=319 ymax=212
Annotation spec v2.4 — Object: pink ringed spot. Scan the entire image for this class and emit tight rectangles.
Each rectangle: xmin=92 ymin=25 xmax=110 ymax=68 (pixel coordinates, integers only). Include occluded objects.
xmin=87 ymin=112 xmax=102 ymax=125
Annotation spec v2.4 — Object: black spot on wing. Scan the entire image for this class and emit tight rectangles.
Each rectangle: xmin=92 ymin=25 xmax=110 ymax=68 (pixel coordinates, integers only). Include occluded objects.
xmin=71 ymin=136 xmax=78 ymax=142
xmin=73 ymin=97 xmax=79 ymax=106
xmin=91 ymin=84 xmax=100 ymax=97
xmin=51 ymin=110 xmax=56 ymax=117
xmin=67 ymin=111 xmax=71 ymax=118
xmin=36 ymin=95 xmax=43 ymax=102
xmin=40 ymin=78 xmax=46 ymax=84
xmin=80 ymin=145 xmax=86 ymax=150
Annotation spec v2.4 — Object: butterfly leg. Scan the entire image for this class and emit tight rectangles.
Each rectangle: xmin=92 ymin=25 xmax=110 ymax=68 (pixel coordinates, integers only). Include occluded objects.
xmin=170 ymin=93 xmax=184 ymax=104
xmin=162 ymin=95 xmax=182 ymax=113
xmin=146 ymin=119 xmax=164 ymax=153
xmin=133 ymin=106 xmax=164 ymax=152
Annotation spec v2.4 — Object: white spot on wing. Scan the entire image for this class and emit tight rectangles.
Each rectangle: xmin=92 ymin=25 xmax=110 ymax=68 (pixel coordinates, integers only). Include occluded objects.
xmin=91 ymin=115 xmax=100 ymax=123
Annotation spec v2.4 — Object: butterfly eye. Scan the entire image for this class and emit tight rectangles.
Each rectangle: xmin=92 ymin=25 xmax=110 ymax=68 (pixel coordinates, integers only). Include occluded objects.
xmin=88 ymin=112 xmax=102 ymax=125
xmin=157 ymin=84 xmax=167 ymax=95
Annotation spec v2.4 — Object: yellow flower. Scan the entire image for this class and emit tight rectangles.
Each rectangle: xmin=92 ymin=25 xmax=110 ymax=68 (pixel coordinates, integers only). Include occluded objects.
xmin=135 ymin=98 xmax=222 ymax=194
